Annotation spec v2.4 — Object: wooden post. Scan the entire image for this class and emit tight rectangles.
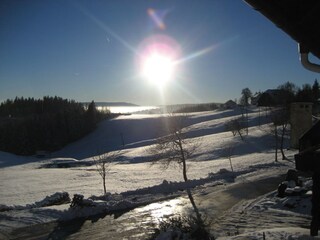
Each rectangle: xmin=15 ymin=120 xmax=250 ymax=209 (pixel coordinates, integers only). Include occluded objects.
xmin=311 ymin=171 xmax=320 ymax=236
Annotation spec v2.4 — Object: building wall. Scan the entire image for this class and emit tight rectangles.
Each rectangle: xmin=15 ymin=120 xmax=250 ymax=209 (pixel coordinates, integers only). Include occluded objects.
xmin=290 ymin=102 xmax=313 ymax=148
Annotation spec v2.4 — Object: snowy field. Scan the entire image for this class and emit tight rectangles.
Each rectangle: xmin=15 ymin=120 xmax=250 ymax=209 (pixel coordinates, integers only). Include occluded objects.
xmin=0 ymin=107 xmax=316 ymax=239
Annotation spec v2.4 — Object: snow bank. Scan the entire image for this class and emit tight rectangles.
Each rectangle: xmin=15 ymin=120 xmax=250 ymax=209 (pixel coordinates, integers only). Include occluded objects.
xmin=0 ymin=192 xmax=70 ymax=212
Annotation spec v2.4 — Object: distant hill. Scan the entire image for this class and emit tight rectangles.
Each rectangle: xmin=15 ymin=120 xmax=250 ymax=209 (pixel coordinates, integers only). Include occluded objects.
xmin=83 ymin=102 xmax=139 ymax=107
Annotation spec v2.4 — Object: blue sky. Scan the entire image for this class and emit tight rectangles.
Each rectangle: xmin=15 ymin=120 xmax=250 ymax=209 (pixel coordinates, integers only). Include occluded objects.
xmin=0 ymin=0 xmax=319 ymax=105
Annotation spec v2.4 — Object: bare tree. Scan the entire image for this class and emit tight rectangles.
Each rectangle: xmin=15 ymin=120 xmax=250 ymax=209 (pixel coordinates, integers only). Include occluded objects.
xmin=148 ymin=114 xmax=197 ymax=182
xmin=270 ymin=108 xmax=289 ymax=161
xmin=93 ymin=151 xmax=120 ymax=195
xmin=148 ymin=114 xmax=212 ymax=238
xmin=240 ymin=88 xmax=252 ymax=106
xmin=225 ymin=117 xmax=246 ymax=141
xmin=224 ymin=143 xmax=235 ymax=172
xmin=271 ymin=121 xmax=279 ymax=162
xmin=240 ymin=88 xmax=252 ymax=135
xmin=278 ymin=111 xmax=289 ymax=160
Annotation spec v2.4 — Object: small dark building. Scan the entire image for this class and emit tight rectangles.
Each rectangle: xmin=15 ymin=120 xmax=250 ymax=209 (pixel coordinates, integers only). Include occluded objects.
xmin=224 ymin=100 xmax=237 ymax=109
xmin=295 ymin=121 xmax=320 ymax=171
xmin=299 ymin=121 xmax=320 ymax=152
xmin=251 ymin=92 xmax=262 ymax=106
xmin=257 ymin=89 xmax=291 ymax=107
xmin=295 ymin=121 xmax=320 ymax=236
xmin=290 ymin=102 xmax=313 ymax=148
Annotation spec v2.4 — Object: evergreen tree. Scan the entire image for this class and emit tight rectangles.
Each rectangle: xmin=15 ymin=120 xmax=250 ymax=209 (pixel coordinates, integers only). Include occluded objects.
xmin=277 ymin=82 xmax=296 ymax=104
xmin=312 ymin=79 xmax=320 ymax=101
xmin=296 ymin=84 xmax=314 ymax=102
xmin=0 ymin=97 xmax=111 ymax=155
xmin=85 ymin=100 xmax=97 ymax=130
xmin=277 ymin=81 xmax=298 ymax=95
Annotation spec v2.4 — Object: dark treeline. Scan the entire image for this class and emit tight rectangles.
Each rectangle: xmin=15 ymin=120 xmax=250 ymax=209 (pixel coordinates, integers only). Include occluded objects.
xmin=174 ymin=103 xmax=219 ymax=113
xmin=0 ymin=96 xmax=113 ymax=155
xmin=258 ymin=79 xmax=320 ymax=108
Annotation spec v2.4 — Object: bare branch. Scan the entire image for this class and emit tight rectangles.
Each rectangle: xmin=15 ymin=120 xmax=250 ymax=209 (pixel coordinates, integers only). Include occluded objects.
xmin=148 ymin=113 xmax=199 ymax=182
xmin=93 ymin=150 xmax=121 ymax=195
xmin=225 ymin=117 xmax=246 ymax=140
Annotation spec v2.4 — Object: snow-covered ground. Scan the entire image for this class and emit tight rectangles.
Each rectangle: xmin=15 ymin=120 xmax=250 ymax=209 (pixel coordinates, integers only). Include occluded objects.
xmin=0 ymin=107 xmax=315 ymax=239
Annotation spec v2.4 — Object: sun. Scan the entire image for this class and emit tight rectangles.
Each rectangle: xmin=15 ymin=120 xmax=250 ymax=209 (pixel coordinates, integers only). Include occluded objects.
xmin=142 ymin=53 xmax=174 ymax=86
xmin=138 ymin=34 xmax=180 ymax=87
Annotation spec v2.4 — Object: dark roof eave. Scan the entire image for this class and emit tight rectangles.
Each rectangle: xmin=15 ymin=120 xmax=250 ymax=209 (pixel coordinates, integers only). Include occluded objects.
xmin=244 ymin=0 xmax=320 ymax=59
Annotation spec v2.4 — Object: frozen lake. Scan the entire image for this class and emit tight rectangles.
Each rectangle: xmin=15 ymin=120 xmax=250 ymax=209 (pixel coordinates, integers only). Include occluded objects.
xmin=97 ymin=105 xmax=159 ymax=114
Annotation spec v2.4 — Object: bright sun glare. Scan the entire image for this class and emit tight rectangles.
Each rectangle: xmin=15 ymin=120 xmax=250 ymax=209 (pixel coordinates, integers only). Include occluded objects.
xmin=143 ymin=53 xmax=174 ymax=86
xmin=138 ymin=34 xmax=180 ymax=88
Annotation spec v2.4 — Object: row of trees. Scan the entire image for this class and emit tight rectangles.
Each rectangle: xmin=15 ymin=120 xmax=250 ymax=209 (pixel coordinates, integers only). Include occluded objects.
xmin=0 ymin=97 xmax=112 ymax=155
xmin=284 ymin=80 xmax=320 ymax=103
xmin=268 ymin=80 xmax=319 ymax=161
xmin=237 ymin=80 xmax=319 ymax=162
xmin=237 ymin=79 xmax=319 ymax=107
xmin=259 ymin=80 xmax=320 ymax=107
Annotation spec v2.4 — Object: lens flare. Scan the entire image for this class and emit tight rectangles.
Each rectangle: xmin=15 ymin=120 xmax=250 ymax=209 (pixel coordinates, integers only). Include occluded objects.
xmin=147 ymin=8 xmax=166 ymax=30
xmin=138 ymin=34 xmax=181 ymax=87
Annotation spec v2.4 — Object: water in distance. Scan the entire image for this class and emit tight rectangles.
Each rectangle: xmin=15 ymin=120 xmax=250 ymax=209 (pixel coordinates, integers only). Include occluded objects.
xmin=97 ymin=105 xmax=159 ymax=114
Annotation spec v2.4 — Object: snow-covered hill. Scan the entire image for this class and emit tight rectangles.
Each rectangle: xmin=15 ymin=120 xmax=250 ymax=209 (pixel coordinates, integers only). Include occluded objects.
xmin=0 ymin=107 xmax=312 ymax=239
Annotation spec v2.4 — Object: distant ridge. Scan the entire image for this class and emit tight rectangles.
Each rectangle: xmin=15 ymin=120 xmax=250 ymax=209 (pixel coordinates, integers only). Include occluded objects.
xmin=83 ymin=102 xmax=139 ymax=107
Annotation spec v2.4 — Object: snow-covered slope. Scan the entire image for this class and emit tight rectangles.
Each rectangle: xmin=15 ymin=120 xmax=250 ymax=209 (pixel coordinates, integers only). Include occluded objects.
xmin=1 ymin=108 xmax=284 ymax=204
xmin=0 ymin=107 xmax=306 ymax=239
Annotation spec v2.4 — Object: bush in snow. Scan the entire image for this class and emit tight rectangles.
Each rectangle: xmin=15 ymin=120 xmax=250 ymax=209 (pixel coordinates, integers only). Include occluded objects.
xmin=149 ymin=214 xmax=214 ymax=240
xmin=0 ymin=192 xmax=71 ymax=212
xmin=70 ymin=194 xmax=95 ymax=208
xmin=0 ymin=204 xmax=14 ymax=212
xmin=33 ymin=192 xmax=71 ymax=207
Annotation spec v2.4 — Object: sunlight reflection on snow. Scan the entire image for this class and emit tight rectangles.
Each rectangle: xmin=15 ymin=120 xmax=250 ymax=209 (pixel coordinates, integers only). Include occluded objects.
xmin=136 ymin=198 xmax=183 ymax=223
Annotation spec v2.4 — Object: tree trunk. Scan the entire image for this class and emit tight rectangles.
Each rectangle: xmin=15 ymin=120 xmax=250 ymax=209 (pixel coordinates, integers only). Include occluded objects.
xmin=182 ymin=156 xmax=188 ymax=182
xmin=187 ymin=189 xmax=202 ymax=223
xmin=280 ymin=124 xmax=288 ymax=160
xmin=229 ymin=157 xmax=234 ymax=172
xmin=275 ymin=125 xmax=278 ymax=162
xmin=238 ymin=130 xmax=244 ymax=141
xmin=103 ymin=177 xmax=107 ymax=195
xmin=179 ymin=141 xmax=188 ymax=182
xmin=246 ymin=106 xmax=249 ymax=135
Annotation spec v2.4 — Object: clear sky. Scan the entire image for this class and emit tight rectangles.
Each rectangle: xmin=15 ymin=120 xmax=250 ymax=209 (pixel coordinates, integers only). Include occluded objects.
xmin=1 ymin=0 xmax=319 ymax=105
